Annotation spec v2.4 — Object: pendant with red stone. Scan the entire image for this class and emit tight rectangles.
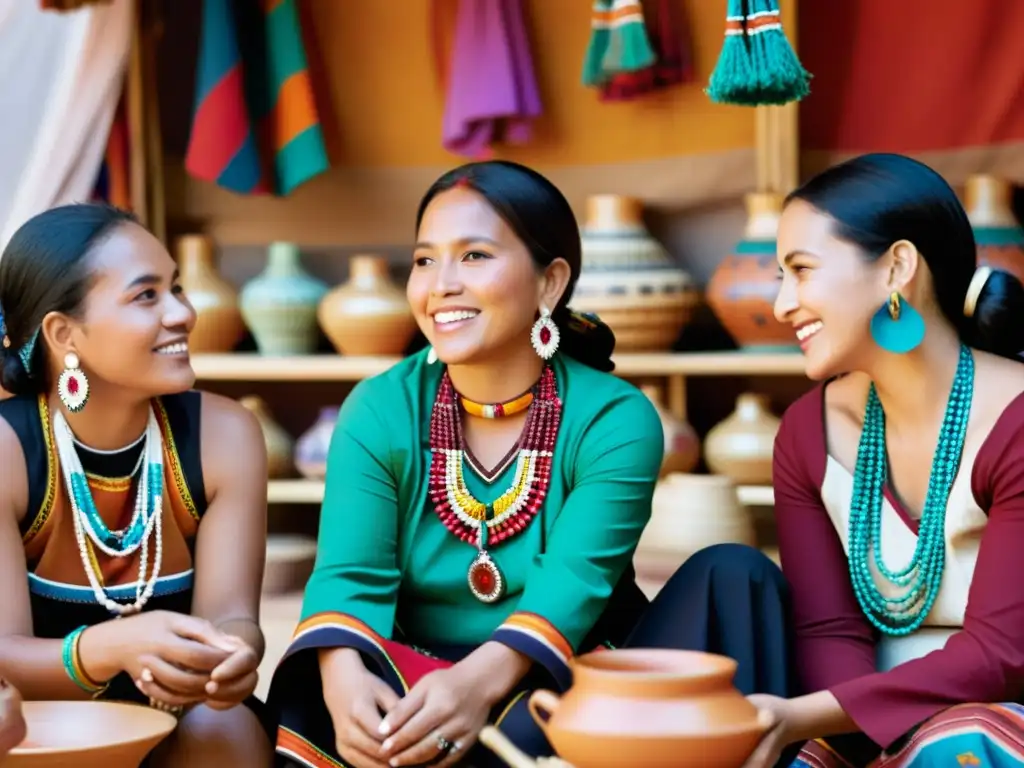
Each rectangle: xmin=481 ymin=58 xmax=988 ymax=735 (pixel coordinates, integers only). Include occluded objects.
xmin=57 ymin=352 xmax=89 ymax=413
xmin=467 ymin=550 xmax=505 ymax=603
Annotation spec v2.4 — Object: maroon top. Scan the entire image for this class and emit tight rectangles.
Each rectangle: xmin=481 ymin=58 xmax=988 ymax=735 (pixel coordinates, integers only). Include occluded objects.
xmin=774 ymin=384 xmax=1024 ymax=748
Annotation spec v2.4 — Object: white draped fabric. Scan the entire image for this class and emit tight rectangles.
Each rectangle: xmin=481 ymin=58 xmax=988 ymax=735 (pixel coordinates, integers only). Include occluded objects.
xmin=0 ymin=0 xmax=133 ymax=254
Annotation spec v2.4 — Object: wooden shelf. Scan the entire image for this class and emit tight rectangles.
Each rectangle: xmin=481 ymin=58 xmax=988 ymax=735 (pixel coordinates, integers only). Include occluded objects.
xmin=193 ymin=351 xmax=805 ymax=382
xmin=268 ymin=479 xmax=775 ymax=506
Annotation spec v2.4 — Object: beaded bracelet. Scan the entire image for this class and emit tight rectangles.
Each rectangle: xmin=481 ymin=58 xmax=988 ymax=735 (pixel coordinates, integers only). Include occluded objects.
xmin=61 ymin=626 xmax=109 ymax=698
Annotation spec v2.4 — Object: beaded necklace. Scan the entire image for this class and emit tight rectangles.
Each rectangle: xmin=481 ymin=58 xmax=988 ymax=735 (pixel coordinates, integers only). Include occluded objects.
xmin=53 ymin=407 xmax=165 ymax=616
xmin=459 ymin=388 xmax=534 ymax=419
xmin=847 ymin=344 xmax=974 ymax=636
xmin=429 ymin=366 xmax=561 ymax=603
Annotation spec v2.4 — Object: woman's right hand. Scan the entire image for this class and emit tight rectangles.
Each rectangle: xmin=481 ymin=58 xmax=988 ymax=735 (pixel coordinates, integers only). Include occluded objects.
xmin=0 ymin=678 xmax=27 ymax=757
xmin=321 ymin=648 xmax=401 ymax=768
xmin=83 ymin=610 xmax=235 ymax=707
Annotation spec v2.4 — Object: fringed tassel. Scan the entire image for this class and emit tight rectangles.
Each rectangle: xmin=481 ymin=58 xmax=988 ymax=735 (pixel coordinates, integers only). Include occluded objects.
xmin=745 ymin=0 xmax=810 ymax=104
xmin=601 ymin=0 xmax=655 ymax=74
xmin=581 ymin=0 xmax=613 ymax=86
xmin=705 ymin=0 xmax=756 ymax=105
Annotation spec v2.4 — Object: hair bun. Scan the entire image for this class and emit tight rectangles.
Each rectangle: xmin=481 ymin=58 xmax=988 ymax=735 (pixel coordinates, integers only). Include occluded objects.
xmin=559 ymin=308 xmax=616 ymax=372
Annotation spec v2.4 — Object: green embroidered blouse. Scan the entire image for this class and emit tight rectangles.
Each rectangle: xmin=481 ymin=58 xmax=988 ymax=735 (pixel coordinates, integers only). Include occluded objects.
xmin=301 ymin=348 xmax=664 ymax=662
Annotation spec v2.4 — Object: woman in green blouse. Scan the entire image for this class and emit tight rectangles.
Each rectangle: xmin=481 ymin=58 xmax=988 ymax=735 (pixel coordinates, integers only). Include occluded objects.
xmin=268 ymin=161 xmax=796 ymax=768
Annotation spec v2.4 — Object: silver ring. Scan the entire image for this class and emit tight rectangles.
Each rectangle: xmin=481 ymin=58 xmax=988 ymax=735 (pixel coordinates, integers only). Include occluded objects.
xmin=433 ymin=730 xmax=454 ymax=753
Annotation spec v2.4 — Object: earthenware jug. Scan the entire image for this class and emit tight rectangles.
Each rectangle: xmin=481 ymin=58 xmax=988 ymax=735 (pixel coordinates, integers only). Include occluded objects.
xmin=176 ymin=235 xmax=245 ymax=353
xmin=527 ymin=649 xmax=766 ymax=768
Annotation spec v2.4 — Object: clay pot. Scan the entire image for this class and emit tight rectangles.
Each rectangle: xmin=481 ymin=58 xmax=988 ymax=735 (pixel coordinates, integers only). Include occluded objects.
xmin=706 ymin=192 xmax=797 ymax=351
xmin=240 ymin=243 xmax=328 ymax=356
xmin=639 ymin=385 xmax=699 ymax=476
xmin=571 ymin=195 xmax=697 ymax=351
xmin=264 ymin=534 xmax=317 ymax=594
xmin=964 ymin=174 xmax=1024 ymax=284
xmin=704 ymin=393 xmax=780 ymax=485
xmin=528 ymin=649 xmax=766 ymax=768
xmin=295 ymin=406 xmax=339 ymax=479
xmin=176 ymin=235 xmax=245 ymax=353
xmin=238 ymin=396 xmax=294 ymax=479
xmin=9 ymin=700 xmax=176 ymax=767
xmin=318 ymin=255 xmax=417 ymax=356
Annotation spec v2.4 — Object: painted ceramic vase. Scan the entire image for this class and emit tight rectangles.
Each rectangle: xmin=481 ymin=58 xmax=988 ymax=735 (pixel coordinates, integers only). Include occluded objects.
xmin=706 ymin=192 xmax=797 ymax=351
xmin=176 ymin=235 xmax=245 ymax=353
xmin=238 ymin=396 xmax=294 ymax=479
xmin=318 ymin=255 xmax=417 ymax=356
xmin=527 ymin=649 xmax=766 ymax=768
xmin=571 ymin=195 xmax=697 ymax=351
xmin=704 ymin=393 xmax=780 ymax=485
xmin=964 ymin=174 xmax=1024 ymax=284
xmin=239 ymin=243 xmax=328 ymax=356
xmin=294 ymin=406 xmax=339 ymax=479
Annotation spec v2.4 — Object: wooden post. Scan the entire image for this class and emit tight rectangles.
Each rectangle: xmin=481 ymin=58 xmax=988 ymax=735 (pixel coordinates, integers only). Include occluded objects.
xmin=754 ymin=0 xmax=800 ymax=195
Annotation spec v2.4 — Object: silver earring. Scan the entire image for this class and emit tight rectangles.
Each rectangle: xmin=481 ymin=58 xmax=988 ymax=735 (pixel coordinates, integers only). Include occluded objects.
xmin=530 ymin=306 xmax=560 ymax=360
xmin=426 ymin=346 xmax=438 ymax=364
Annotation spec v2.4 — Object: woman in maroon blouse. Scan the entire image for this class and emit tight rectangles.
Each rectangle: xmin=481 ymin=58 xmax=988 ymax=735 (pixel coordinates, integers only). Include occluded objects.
xmin=745 ymin=154 xmax=1024 ymax=768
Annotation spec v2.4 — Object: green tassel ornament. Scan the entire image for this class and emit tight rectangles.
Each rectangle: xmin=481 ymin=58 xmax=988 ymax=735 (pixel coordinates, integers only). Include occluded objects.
xmin=706 ymin=0 xmax=811 ymax=106
xmin=581 ymin=0 xmax=655 ymax=87
xmin=581 ymin=0 xmax=613 ymax=87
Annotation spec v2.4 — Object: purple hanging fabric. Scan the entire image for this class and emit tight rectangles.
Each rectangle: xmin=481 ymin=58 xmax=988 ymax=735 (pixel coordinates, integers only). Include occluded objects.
xmin=441 ymin=0 xmax=542 ymax=158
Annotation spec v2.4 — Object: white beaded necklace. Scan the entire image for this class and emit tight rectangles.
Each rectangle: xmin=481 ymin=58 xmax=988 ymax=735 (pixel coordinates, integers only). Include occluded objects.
xmin=53 ymin=408 xmax=164 ymax=616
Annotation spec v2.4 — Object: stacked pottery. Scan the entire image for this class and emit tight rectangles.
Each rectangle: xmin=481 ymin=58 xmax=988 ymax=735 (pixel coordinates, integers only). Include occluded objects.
xmin=318 ymin=254 xmax=418 ymax=355
xmin=240 ymin=243 xmax=328 ymax=355
xmin=963 ymin=174 xmax=1024 ymax=284
xmin=238 ymin=396 xmax=294 ymax=478
xmin=704 ymin=393 xmax=780 ymax=485
xmin=571 ymin=195 xmax=697 ymax=351
xmin=639 ymin=385 xmax=699 ymax=477
xmin=175 ymin=235 xmax=245 ymax=353
xmin=706 ymin=192 xmax=797 ymax=351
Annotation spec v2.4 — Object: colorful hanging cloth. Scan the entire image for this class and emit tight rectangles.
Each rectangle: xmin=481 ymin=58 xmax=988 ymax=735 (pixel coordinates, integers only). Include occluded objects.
xmin=581 ymin=0 xmax=656 ymax=87
xmin=185 ymin=0 xmax=329 ymax=196
xmin=706 ymin=0 xmax=810 ymax=106
xmin=599 ymin=0 xmax=694 ymax=102
xmin=440 ymin=0 xmax=542 ymax=159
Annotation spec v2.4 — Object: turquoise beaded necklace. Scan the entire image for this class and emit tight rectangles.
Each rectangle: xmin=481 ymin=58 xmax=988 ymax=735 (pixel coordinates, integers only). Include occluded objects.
xmin=847 ymin=344 xmax=974 ymax=636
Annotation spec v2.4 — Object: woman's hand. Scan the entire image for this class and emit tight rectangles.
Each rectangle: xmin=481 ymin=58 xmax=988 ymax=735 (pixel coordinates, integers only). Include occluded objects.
xmin=94 ymin=611 xmax=235 ymax=707
xmin=0 ymin=679 xmax=27 ymax=756
xmin=204 ymin=634 xmax=260 ymax=710
xmin=378 ymin=664 xmax=495 ymax=768
xmin=322 ymin=648 xmax=401 ymax=768
xmin=742 ymin=694 xmax=795 ymax=768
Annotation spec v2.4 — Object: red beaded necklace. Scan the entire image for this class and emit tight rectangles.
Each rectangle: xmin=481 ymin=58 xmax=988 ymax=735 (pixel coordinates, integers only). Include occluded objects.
xmin=428 ymin=366 xmax=562 ymax=603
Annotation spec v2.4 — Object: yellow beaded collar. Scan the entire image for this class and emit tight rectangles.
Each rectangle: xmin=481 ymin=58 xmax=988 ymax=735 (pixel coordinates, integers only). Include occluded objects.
xmin=459 ymin=390 xmax=534 ymax=419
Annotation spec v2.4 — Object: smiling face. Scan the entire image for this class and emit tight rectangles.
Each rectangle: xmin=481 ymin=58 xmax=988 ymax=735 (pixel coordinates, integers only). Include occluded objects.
xmin=408 ymin=186 xmax=568 ymax=366
xmin=774 ymin=199 xmax=896 ymax=380
xmin=55 ymin=222 xmax=197 ymax=396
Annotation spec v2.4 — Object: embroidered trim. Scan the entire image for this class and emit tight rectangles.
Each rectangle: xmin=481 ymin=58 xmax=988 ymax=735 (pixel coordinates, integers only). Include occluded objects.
xmin=154 ymin=399 xmax=198 ymax=521
xmin=22 ymin=396 xmax=57 ymax=545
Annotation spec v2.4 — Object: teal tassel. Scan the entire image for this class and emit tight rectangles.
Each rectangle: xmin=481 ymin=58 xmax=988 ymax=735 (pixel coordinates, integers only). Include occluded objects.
xmin=600 ymin=0 xmax=655 ymax=74
xmin=581 ymin=0 xmax=613 ymax=86
xmin=745 ymin=0 xmax=811 ymax=105
xmin=706 ymin=0 xmax=757 ymax=105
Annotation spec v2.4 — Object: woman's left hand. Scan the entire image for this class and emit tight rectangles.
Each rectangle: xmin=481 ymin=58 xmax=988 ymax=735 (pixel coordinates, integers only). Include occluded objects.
xmin=378 ymin=665 xmax=493 ymax=767
xmin=203 ymin=635 xmax=260 ymax=710
xmin=742 ymin=694 xmax=794 ymax=768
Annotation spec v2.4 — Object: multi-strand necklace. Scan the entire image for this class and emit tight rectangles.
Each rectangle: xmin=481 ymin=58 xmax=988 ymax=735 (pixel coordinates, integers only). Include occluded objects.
xmin=847 ymin=344 xmax=974 ymax=636
xmin=429 ymin=367 xmax=561 ymax=603
xmin=53 ymin=408 xmax=165 ymax=616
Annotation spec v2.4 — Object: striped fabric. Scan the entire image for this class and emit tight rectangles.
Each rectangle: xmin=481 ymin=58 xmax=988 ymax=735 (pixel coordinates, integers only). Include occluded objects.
xmin=185 ymin=0 xmax=328 ymax=196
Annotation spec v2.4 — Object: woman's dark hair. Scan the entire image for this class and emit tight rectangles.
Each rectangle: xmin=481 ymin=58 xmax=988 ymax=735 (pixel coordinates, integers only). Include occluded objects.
xmin=415 ymin=160 xmax=616 ymax=372
xmin=787 ymin=153 xmax=1024 ymax=360
xmin=0 ymin=203 xmax=139 ymax=394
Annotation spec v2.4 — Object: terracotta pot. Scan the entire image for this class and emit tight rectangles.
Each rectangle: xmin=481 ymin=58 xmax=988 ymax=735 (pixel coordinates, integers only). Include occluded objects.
xmin=639 ymin=385 xmax=699 ymax=476
xmin=9 ymin=701 xmax=176 ymax=767
xmin=571 ymin=195 xmax=697 ymax=351
xmin=318 ymin=255 xmax=417 ymax=356
xmin=706 ymin=192 xmax=797 ymax=351
xmin=295 ymin=406 xmax=339 ymax=479
xmin=964 ymin=174 xmax=1024 ymax=284
xmin=528 ymin=649 xmax=766 ymax=768
xmin=238 ymin=396 xmax=294 ymax=479
xmin=704 ymin=393 xmax=780 ymax=485
xmin=175 ymin=235 xmax=245 ymax=353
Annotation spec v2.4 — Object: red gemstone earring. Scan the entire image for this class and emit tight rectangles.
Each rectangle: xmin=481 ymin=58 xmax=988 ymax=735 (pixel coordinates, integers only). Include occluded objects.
xmin=530 ymin=305 xmax=560 ymax=360
xmin=57 ymin=352 xmax=89 ymax=413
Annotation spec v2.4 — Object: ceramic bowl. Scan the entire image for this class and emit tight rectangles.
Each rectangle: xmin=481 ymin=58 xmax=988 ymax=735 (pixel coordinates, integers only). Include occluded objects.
xmin=8 ymin=701 xmax=177 ymax=768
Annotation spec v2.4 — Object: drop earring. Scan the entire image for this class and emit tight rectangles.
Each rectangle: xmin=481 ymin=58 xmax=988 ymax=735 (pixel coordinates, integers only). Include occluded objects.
xmin=870 ymin=291 xmax=925 ymax=354
xmin=57 ymin=352 xmax=90 ymax=413
xmin=530 ymin=305 xmax=560 ymax=360
xmin=426 ymin=346 xmax=438 ymax=364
